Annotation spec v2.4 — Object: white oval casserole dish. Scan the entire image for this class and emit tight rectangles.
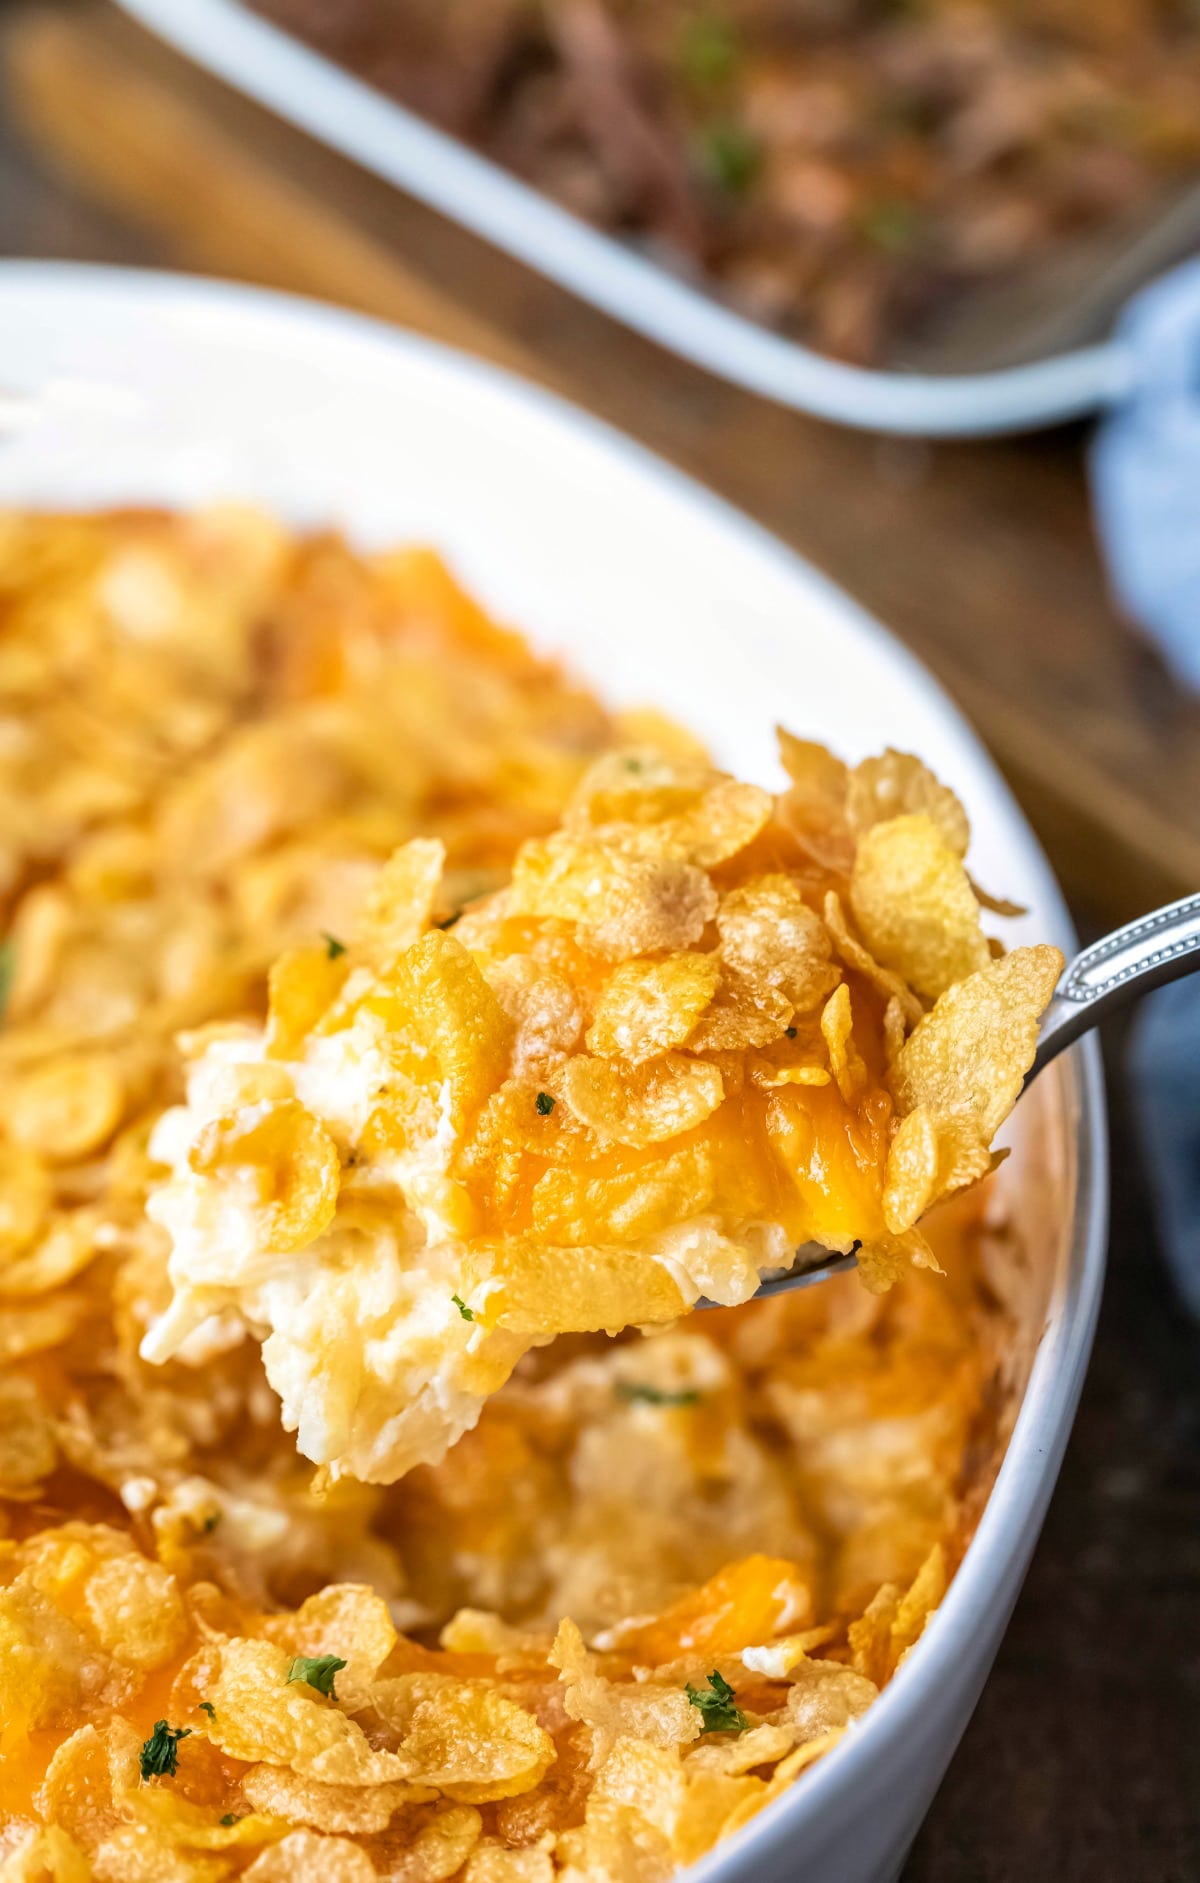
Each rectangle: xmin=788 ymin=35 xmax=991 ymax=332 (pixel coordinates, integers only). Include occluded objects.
xmin=0 ymin=264 xmax=1108 ymax=1883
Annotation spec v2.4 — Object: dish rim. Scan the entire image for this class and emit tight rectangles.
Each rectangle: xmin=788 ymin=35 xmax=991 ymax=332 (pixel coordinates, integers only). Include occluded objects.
xmin=0 ymin=260 xmax=1110 ymax=1869
xmin=113 ymin=0 xmax=1134 ymax=437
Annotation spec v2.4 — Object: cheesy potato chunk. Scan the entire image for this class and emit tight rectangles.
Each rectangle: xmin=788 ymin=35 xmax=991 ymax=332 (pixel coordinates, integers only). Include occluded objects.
xmin=144 ymin=745 xmax=1060 ymax=1481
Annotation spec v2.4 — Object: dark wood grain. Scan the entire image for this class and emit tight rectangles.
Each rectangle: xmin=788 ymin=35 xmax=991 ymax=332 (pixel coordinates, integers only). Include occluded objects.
xmin=1 ymin=9 xmax=1198 ymax=1879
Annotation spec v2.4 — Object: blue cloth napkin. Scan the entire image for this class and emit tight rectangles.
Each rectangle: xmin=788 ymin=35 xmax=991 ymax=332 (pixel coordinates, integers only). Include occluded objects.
xmin=1127 ymin=981 xmax=1200 ymax=1321
xmin=1090 ymin=259 xmax=1200 ymax=1317
xmin=1091 ymin=256 xmax=1200 ymax=689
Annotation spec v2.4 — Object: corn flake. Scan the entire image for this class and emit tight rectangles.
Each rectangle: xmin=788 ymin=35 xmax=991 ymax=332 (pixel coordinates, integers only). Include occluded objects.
xmin=243 ymin=1831 xmax=378 ymax=1882
xmin=0 ymin=1827 xmax=92 ymax=1882
xmin=263 ymin=1583 xmax=398 ymax=1710
xmin=775 ymin=731 xmax=854 ymax=873
xmin=0 ymin=1140 xmax=52 ymax=1262
xmin=850 ymin=815 xmax=991 ymax=1002
xmin=356 ymin=837 xmax=446 ymax=970
xmin=550 ymin=1621 xmax=699 ymax=1768
xmin=847 ymin=749 xmax=970 ymax=857
xmin=561 ymin=1055 xmax=724 ymax=1149
xmin=187 ymin=1098 xmax=341 ymax=1255
xmin=785 ymin=1658 xmax=878 ymax=1738
xmin=880 ymin=1106 xmax=940 ymax=1234
xmin=819 ymin=984 xmax=867 ymax=1106
xmin=464 ymin=1843 xmax=555 ymax=1883
xmin=822 ymin=891 xmax=923 ymax=1027
xmin=241 ymin=1764 xmax=429 ymax=1833
xmin=717 ymin=876 xmax=838 ymax=1013
xmin=370 ymin=931 xmax=513 ymax=1121
xmin=586 ymin=955 xmax=720 ymax=1064
xmin=0 ymin=1376 xmax=57 ymax=1494
xmin=266 ymin=945 xmax=350 ymax=1061
xmin=893 ymin=945 xmax=1064 ymax=1147
xmin=204 ymin=1637 xmax=411 ymax=1784
xmin=887 ymin=944 xmax=1062 ymax=1222
xmin=372 ymin=1674 xmax=555 ymax=1802
xmin=685 ymin=984 xmax=793 ymax=1053
xmin=382 ymin=1804 xmax=484 ymax=1883
xmin=509 ymin=835 xmax=717 ymax=959
xmin=8 ymin=1054 xmax=126 ymax=1162
xmin=565 ymin=752 xmax=771 ymax=870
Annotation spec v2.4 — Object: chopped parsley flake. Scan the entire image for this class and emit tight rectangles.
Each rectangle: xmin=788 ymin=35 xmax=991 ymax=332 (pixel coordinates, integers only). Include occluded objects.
xmin=617 ymin=1381 xmax=701 ymax=1408
xmin=197 ymin=1701 xmax=216 ymax=1720
xmin=685 ymin=1670 xmax=749 ymax=1734
xmin=859 ymin=197 xmax=920 ymax=255
xmin=139 ymin=1720 xmax=191 ymax=1780
xmin=220 ymin=1813 xmax=242 ymax=1827
xmin=322 ymin=932 xmax=347 ymax=960
xmin=202 ymin=1511 xmax=221 ymax=1534
xmin=286 ymin=1653 xmax=347 ymax=1699
xmin=680 ymin=14 xmax=740 ymax=90
xmin=785 ymin=1026 xmax=797 ymax=1039
xmin=452 ymin=1293 xmax=475 ymax=1322
xmin=0 ymin=938 xmax=13 ymax=1022
xmin=436 ymin=870 xmax=497 ymax=928
xmin=536 ymin=1092 xmax=555 ymax=1116
xmin=697 ymin=120 xmax=762 ymax=195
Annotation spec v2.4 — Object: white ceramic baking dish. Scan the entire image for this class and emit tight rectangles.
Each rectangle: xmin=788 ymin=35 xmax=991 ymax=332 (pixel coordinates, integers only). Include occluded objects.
xmin=0 ymin=263 xmax=1107 ymax=1882
xmin=109 ymin=0 xmax=1148 ymax=438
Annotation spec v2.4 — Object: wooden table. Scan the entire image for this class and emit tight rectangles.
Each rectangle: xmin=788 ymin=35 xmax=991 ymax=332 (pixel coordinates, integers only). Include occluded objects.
xmin=1 ymin=6 xmax=1198 ymax=1879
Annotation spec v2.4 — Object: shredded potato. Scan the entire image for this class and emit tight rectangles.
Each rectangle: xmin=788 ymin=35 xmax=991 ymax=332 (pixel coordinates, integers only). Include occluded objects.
xmin=0 ymin=510 xmax=1051 ymax=1880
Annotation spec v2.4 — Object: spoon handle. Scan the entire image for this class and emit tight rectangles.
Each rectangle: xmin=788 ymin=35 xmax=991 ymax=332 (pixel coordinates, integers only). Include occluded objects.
xmin=1032 ymin=890 xmax=1200 ymax=1079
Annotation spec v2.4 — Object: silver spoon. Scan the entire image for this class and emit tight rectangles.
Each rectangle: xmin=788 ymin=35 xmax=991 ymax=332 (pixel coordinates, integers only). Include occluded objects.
xmin=700 ymin=889 xmax=1200 ymax=1304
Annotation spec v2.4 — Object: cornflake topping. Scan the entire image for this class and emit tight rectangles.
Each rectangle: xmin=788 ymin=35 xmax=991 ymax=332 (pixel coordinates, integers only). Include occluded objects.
xmin=0 ymin=512 xmax=1049 ymax=1883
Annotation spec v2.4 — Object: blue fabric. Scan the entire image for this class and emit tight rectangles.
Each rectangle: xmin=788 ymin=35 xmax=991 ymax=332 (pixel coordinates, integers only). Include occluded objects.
xmin=1090 ymin=263 xmax=1200 ymax=1320
xmin=1127 ymin=981 xmax=1200 ymax=1322
xmin=1090 ymin=256 xmax=1200 ymax=690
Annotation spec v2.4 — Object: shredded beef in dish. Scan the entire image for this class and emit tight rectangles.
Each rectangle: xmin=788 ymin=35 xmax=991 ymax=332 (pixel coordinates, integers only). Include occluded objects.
xmin=250 ymin=0 xmax=1200 ymax=361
